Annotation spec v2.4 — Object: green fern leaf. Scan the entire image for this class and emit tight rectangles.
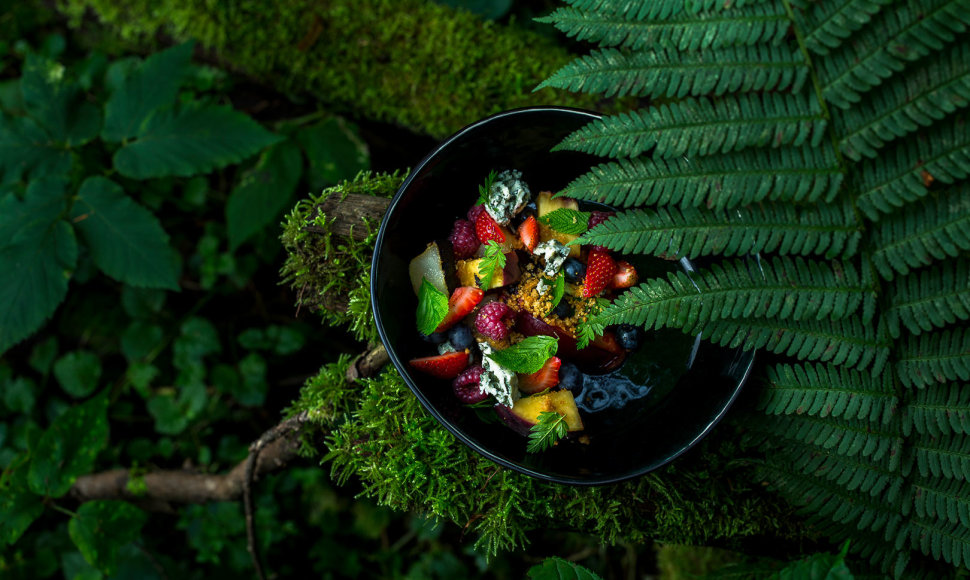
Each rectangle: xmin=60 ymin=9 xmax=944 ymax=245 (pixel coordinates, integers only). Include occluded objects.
xmin=112 ymin=102 xmax=283 ymax=180
xmin=869 ymin=185 xmax=970 ymax=280
xmin=754 ymin=414 xmax=902 ymax=469
xmin=537 ymin=2 xmax=790 ymax=52
xmin=559 ymin=0 xmax=773 ymax=19
xmin=834 ymin=41 xmax=970 ymax=161
xmin=561 ymin=146 xmax=843 ymax=210
xmin=904 ymin=383 xmax=970 ymax=437
xmin=854 ymin=114 xmax=970 ymax=220
xmin=578 ymin=198 xmax=861 ymax=259
xmin=788 ymin=445 xmax=904 ymax=501
xmin=896 ymin=328 xmax=970 ymax=389
xmin=911 ymin=435 xmax=970 ymax=481
xmin=795 ymin=0 xmax=893 ymax=56
xmin=909 ymin=519 xmax=970 ymax=568
xmin=913 ymin=478 xmax=970 ymax=527
xmin=554 ymin=94 xmax=826 ymax=159
xmin=536 ymin=45 xmax=808 ymax=99
xmin=759 ymin=363 xmax=898 ymax=424
xmin=818 ymin=0 xmax=970 ymax=109
xmin=885 ymin=260 xmax=970 ymax=337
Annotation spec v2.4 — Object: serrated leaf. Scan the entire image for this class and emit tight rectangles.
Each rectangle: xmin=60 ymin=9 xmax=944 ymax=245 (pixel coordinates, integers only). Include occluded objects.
xmin=0 ymin=112 xmax=72 ymax=184
xmin=53 ymin=350 xmax=102 ymax=398
xmin=526 ymin=412 xmax=569 ymax=453
xmin=416 ymin=278 xmax=449 ymax=335
xmin=540 ymin=208 xmax=590 ymax=235
xmin=112 ymin=102 xmax=283 ymax=179
xmin=71 ymin=176 xmax=179 ymax=290
xmin=226 ymin=140 xmax=302 ymax=250
xmin=294 ymin=117 xmax=369 ymax=191
xmin=488 ymin=336 xmax=558 ymax=373
xmin=68 ymin=500 xmax=148 ymax=575
xmin=28 ymin=393 xmax=109 ymax=497
xmin=101 ymin=42 xmax=194 ymax=142
xmin=0 ymin=454 xmax=44 ymax=546
xmin=477 ymin=241 xmax=507 ymax=289
xmin=528 ymin=556 xmax=603 ymax=580
xmin=21 ymin=53 xmax=101 ymax=146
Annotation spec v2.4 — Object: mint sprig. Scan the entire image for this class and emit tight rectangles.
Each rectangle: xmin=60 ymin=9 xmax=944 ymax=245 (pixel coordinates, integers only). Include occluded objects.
xmin=546 ymin=271 xmax=566 ymax=316
xmin=477 ymin=240 xmax=506 ymax=289
xmin=476 ymin=169 xmax=497 ymax=206
xmin=527 ymin=411 xmax=568 ymax=453
xmin=488 ymin=335 xmax=558 ymax=373
xmin=416 ymin=277 xmax=449 ymax=335
xmin=539 ymin=208 xmax=591 ymax=235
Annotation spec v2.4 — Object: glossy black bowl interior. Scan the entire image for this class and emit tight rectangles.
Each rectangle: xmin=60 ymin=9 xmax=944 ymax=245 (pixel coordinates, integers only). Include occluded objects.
xmin=371 ymin=107 xmax=753 ymax=485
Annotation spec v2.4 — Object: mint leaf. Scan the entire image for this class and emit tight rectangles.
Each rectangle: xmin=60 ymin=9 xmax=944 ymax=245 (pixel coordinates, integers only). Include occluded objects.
xmin=101 ymin=41 xmax=194 ymax=142
xmin=488 ymin=336 xmax=558 ymax=373
xmin=528 ymin=556 xmax=603 ymax=579
xmin=416 ymin=277 xmax=449 ymax=335
xmin=539 ymin=208 xmax=590 ymax=236
xmin=526 ymin=411 xmax=568 ymax=453
xmin=68 ymin=500 xmax=148 ymax=575
xmin=476 ymin=169 xmax=497 ymax=205
xmin=113 ymin=102 xmax=283 ymax=179
xmin=295 ymin=117 xmax=370 ymax=191
xmin=547 ymin=271 xmax=566 ymax=315
xmin=477 ymin=240 xmax=506 ymax=289
xmin=226 ymin=140 xmax=302 ymax=250
xmin=71 ymin=176 xmax=179 ymax=290
xmin=28 ymin=393 xmax=109 ymax=497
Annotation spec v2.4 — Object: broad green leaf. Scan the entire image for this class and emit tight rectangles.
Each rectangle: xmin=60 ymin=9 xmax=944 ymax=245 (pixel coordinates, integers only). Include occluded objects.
xmin=0 ymin=112 xmax=72 ymax=184
xmin=28 ymin=336 xmax=58 ymax=375
xmin=112 ymin=102 xmax=283 ymax=179
xmin=235 ymin=352 xmax=267 ymax=407
xmin=53 ymin=350 xmax=102 ymax=398
xmin=101 ymin=41 xmax=194 ymax=142
xmin=126 ymin=362 xmax=160 ymax=397
xmin=120 ymin=321 xmax=164 ymax=361
xmin=68 ymin=500 xmax=148 ymax=575
xmin=147 ymin=381 xmax=206 ymax=435
xmin=0 ymin=180 xmax=77 ymax=354
xmin=28 ymin=393 xmax=109 ymax=497
xmin=121 ymin=286 xmax=167 ymax=319
xmin=226 ymin=139 xmax=302 ymax=249
xmin=295 ymin=117 xmax=369 ymax=192
xmin=61 ymin=551 xmax=104 ymax=580
xmin=21 ymin=53 xmax=101 ymax=146
xmin=528 ymin=556 xmax=603 ymax=580
xmin=0 ymin=454 xmax=44 ymax=546
xmin=71 ymin=176 xmax=179 ymax=290
xmin=3 ymin=377 xmax=36 ymax=414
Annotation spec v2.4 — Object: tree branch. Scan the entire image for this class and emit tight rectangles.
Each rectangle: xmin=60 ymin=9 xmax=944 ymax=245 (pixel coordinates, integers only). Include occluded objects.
xmin=304 ymin=193 xmax=390 ymax=241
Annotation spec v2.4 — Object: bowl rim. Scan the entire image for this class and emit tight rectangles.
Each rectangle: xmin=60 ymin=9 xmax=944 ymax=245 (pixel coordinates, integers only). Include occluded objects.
xmin=370 ymin=106 xmax=753 ymax=486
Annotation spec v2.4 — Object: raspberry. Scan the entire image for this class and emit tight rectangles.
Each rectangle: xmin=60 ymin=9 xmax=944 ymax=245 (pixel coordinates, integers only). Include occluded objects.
xmin=449 ymin=219 xmax=478 ymax=259
xmin=452 ymin=365 xmax=487 ymax=404
xmin=467 ymin=204 xmax=486 ymax=223
xmin=475 ymin=301 xmax=513 ymax=341
xmin=587 ymin=211 xmax=615 ymax=253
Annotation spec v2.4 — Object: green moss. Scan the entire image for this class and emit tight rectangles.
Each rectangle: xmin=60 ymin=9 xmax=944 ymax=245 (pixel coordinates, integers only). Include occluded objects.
xmin=56 ymin=0 xmax=604 ymax=138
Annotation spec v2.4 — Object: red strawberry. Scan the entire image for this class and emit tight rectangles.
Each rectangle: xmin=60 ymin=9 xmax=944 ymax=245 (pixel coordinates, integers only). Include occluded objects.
xmin=475 ymin=209 xmax=505 ymax=245
xmin=519 ymin=356 xmax=561 ymax=394
xmin=409 ymin=351 xmax=469 ymax=379
xmin=518 ymin=215 xmax=539 ymax=252
xmin=611 ymin=260 xmax=638 ymax=289
xmin=436 ymin=286 xmax=484 ymax=332
xmin=581 ymin=250 xmax=617 ymax=298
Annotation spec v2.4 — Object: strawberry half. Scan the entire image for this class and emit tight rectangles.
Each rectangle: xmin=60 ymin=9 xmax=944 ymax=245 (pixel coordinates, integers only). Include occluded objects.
xmin=518 ymin=215 xmax=539 ymax=252
xmin=409 ymin=351 xmax=470 ymax=379
xmin=475 ymin=209 xmax=506 ymax=245
xmin=611 ymin=260 xmax=638 ymax=289
xmin=581 ymin=250 xmax=617 ymax=298
xmin=518 ymin=356 xmax=561 ymax=394
xmin=436 ymin=286 xmax=484 ymax=332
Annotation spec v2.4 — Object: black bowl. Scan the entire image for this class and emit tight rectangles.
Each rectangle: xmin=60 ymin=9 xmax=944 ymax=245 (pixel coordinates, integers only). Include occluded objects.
xmin=371 ymin=107 xmax=753 ymax=485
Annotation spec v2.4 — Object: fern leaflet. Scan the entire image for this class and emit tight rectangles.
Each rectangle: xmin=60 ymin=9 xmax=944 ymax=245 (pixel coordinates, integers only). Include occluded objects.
xmin=794 ymin=0 xmax=893 ymax=56
xmin=910 ymin=435 xmax=970 ymax=481
xmin=559 ymin=0 xmax=774 ymax=19
xmin=904 ymin=383 xmax=970 ymax=438
xmin=752 ymin=413 xmax=902 ymax=468
xmin=908 ymin=519 xmax=970 ymax=568
xmin=896 ymin=327 xmax=970 ymax=389
xmin=786 ymin=444 xmax=905 ymax=501
xmin=759 ymin=363 xmax=897 ymax=424
xmin=885 ymin=259 xmax=970 ymax=337
xmin=913 ymin=478 xmax=970 ymax=527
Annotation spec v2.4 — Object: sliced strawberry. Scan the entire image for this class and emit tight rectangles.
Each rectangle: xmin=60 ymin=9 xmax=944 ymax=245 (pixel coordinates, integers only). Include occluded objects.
xmin=435 ymin=286 xmax=484 ymax=332
xmin=611 ymin=260 xmax=638 ymax=289
xmin=409 ymin=351 xmax=469 ymax=379
xmin=475 ymin=209 xmax=506 ymax=245
xmin=517 ymin=215 xmax=539 ymax=252
xmin=581 ymin=250 xmax=617 ymax=298
xmin=518 ymin=356 xmax=561 ymax=394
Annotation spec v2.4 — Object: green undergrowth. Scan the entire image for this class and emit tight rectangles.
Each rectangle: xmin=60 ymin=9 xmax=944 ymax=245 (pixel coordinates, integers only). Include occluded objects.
xmin=57 ymin=0 xmax=605 ymax=138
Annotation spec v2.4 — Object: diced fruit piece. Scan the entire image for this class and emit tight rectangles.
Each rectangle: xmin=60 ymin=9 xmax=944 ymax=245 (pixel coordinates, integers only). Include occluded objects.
xmin=449 ymin=219 xmax=479 ymax=259
xmin=518 ymin=356 xmax=561 ymax=394
xmin=518 ymin=215 xmax=539 ymax=252
xmin=495 ymin=390 xmax=584 ymax=436
xmin=581 ymin=250 xmax=617 ymax=298
xmin=536 ymin=191 xmax=581 ymax=257
xmin=516 ymin=312 xmax=625 ymax=373
xmin=435 ymin=286 xmax=484 ymax=332
xmin=455 ymin=251 xmax=520 ymax=289
xmin=408 ymin=351 xmax=469 ymax=379
xmin=475 ymin=210 xmax=506 ymax=245
xmin=612 ymin=260 xmax=638 ymax=289
xmin=452 ymin=365 xmax=487 ymax=404
xmin=476 ymin=301 xmax=514 ymax=341
xmin=408 ymin=241 xmax=457 ymax=296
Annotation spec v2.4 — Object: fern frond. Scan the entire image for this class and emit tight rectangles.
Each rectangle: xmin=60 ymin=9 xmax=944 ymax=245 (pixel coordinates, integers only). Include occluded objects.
xmin=817 ymin=0 xmax=970 ymax=109
xmin=561 ymin=147 xmax=843 ymax=210
xmin=908 ymin=518 xmax=970 ymax=568
xmin=854 ymin=114 xmax=970 ymax=220
xmin=759 ymin=363 xmax=898 ymax=424
xmin=699 ymin=315 xmax=890 ymax=372
xmin=885 ymin=259 xmax=970 ymax=337
xmin=537 ymin=2 xmax=790 ymax=52
xmin=869 ymin=184 xmax=970 ymax=280
xmin=834 ymin=41 xmax=970 ymax=161
xmin=913 ymin=478 xmax=970 ymax=527
xmin=795 ymin=0 xmax=893 ymax=56
xmin=896 ymin=328 xmax=970 ymax=389
xmin=753 ymin=414 xmax=903 ymax=469
xmin=910 ymin=435 xmax=970 ymax=481
xmin=559 ymin=0 xmax=774 ymax=18
xmin=789 ymin=446 xmax=905 ymax=501
xmin=578 ymin=199 xmax=861 ymax=260
xmin=536 ymin=45 xmax=808 ymax=99
xmin=554 ymin=94 xmax=826 ymax=159
xmin=592 ymin=257 xmax=869 ymax=336
xmin=904 ymin=383 xmax=970 ymax=437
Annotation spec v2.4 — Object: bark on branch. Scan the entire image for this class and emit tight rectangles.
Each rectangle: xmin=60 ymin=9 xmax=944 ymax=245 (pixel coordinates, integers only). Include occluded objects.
xmin=304 ymin=193 xmax=390 ymax=241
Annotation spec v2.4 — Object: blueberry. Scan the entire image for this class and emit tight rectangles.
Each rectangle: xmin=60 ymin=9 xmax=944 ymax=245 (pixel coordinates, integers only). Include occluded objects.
xmin=510 ymin=204 xmax=537 ymax=229
xmin=614 ymin=324 xmax=643 ymax=351
xmin=563 ymin=257 xmax=586 ymax=284
xmin=558 ymin=362 xmax=584 ymax=395
xmin=422 ymin=331 xmax=448 ymax=344
xmin=447 ymin=324 xmax=475 ymax=350
xmin=552 ymin=300 xmax=574 ymax=319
